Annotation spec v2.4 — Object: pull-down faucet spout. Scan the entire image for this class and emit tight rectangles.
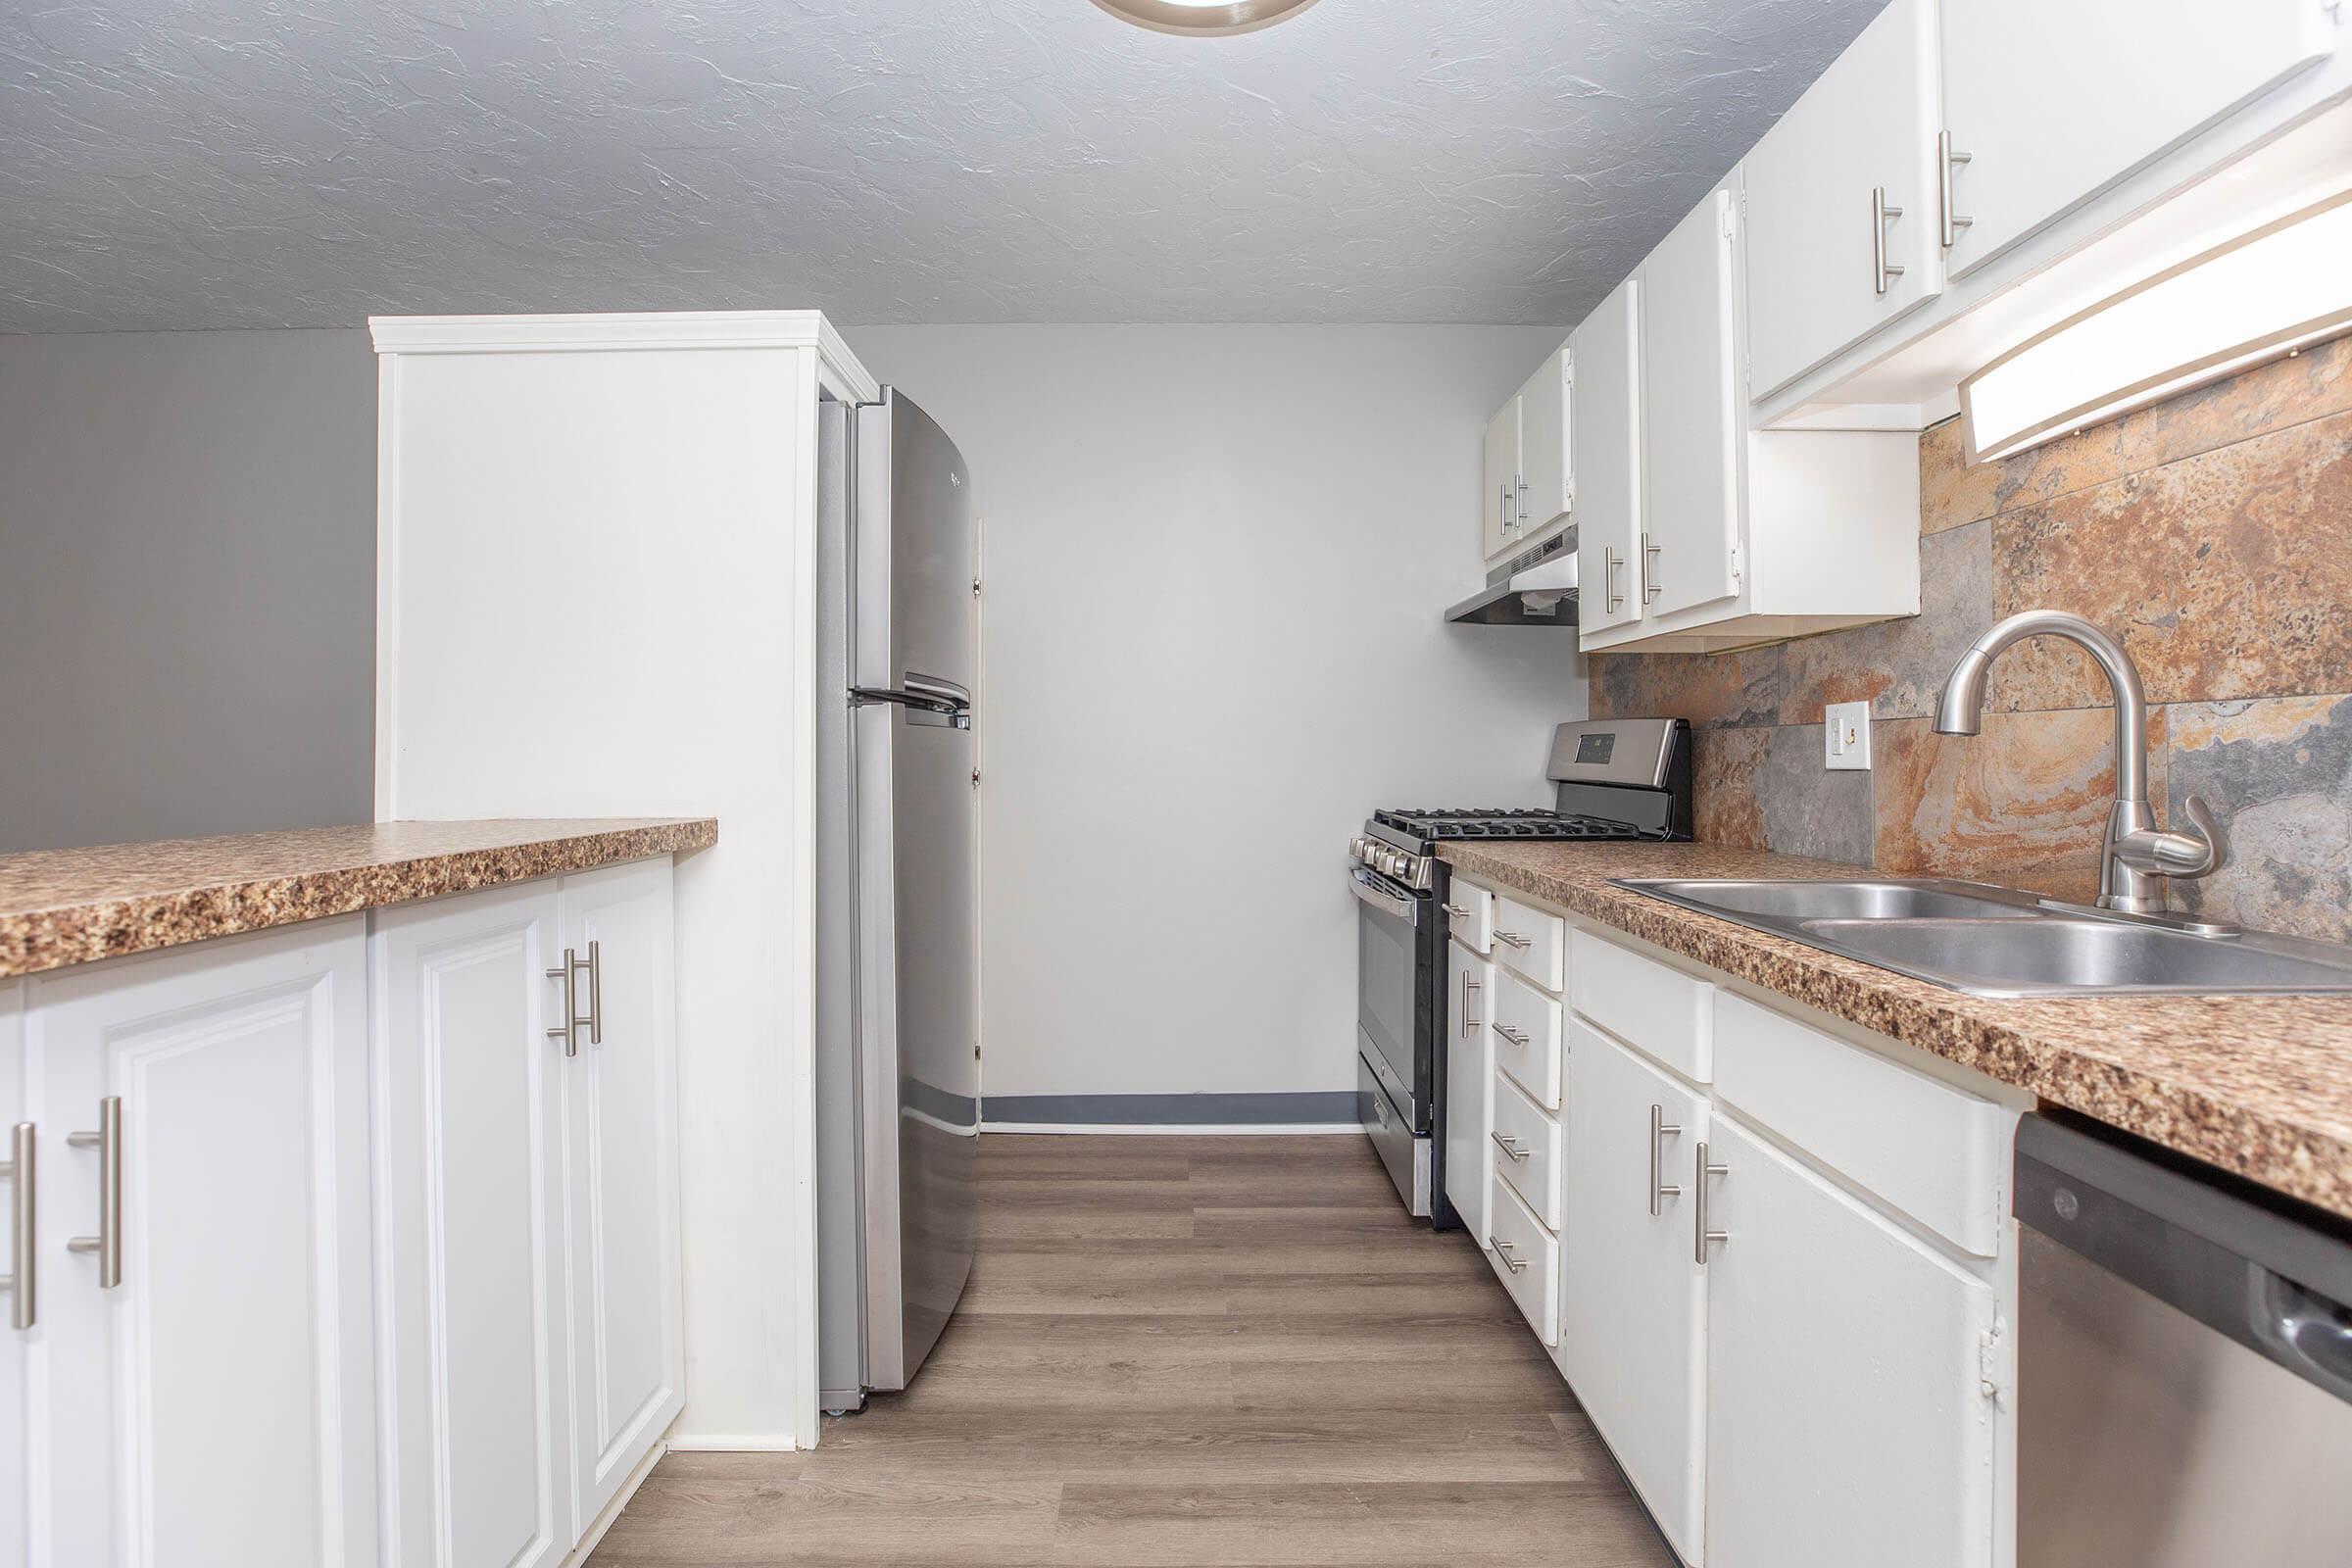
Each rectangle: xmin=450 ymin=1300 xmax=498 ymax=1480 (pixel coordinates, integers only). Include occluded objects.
xmin=1935 ymin=611 xmax=2219 ymax=915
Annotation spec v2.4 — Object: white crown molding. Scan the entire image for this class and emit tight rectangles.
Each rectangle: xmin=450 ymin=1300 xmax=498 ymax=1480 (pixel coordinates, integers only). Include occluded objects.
xmin=370 ymin=308 xmax=879 ymax=403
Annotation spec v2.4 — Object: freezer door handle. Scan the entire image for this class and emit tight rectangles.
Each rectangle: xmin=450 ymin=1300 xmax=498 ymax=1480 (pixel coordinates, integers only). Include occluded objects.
xmin=850 ymin=671 xmax=972 ymax=728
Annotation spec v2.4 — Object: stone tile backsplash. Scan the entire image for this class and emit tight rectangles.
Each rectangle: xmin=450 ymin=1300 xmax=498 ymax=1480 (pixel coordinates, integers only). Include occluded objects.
xmin=1590 ymin=333 xmax=2352 ymax=941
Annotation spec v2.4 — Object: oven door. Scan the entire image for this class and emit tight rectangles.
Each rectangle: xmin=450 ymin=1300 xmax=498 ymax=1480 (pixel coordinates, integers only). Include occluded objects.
xmin=1352 ymin=864 xmax=1425 ymax=1128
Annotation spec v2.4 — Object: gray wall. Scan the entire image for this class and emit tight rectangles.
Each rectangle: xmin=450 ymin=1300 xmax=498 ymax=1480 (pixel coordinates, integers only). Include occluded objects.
xmin=849 ymin=324 xmax=1590 ymax=1113
xmin=0 ymin=329 xmax=376 ymax=851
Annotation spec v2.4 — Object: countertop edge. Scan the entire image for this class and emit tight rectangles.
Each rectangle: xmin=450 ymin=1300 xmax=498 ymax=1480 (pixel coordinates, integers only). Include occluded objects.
xmin=0 ymin=818 xmax=718 ymax=981
xmin=1440 ymin=840 xmax=2352 ymax=1222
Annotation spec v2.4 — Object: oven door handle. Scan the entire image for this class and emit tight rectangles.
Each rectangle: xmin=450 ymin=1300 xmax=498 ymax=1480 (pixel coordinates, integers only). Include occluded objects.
xmin=1350 ymin=866 xmax=1418 ymax=925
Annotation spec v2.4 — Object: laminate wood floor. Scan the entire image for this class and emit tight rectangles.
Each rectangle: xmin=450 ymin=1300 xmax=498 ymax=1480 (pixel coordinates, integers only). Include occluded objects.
xmin=591 ymin=1134 xmax=1675 ymax=1566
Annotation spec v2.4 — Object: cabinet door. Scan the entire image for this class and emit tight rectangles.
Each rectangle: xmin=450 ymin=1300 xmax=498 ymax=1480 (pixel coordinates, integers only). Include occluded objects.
xmin=1702 ymin=1116 xmax=1997 ymax=1568
xmin=1940 ymin=0 xmax=2334 ymax=278
xmin=26 ymin=922 xmax=378 ymax=1568
xmin=559 ymin=859 xmax=684 ymax=1531
xmin=1744 ymin=0 xmax=1941 ymax=400
xmin=0 ymin=983 xmax=23 ymax=1568
xmin=1482 ymin=396 xmax=1523 ymax=560
xmin=1444 ymin=939 xmax=1494 ymax=1247
xmin=373 ymin=883 xmax=573 ymax=1568
xmin=1562 ymin=1021 xmax=1708 ymax=1566
xmin=1517 ymin=347 xmax=1572 ymax=536
xmin=1572 ymin=276 xmax=1644 ymax=637
xmin=1640 ymin=182 xmax=1743 ymax=621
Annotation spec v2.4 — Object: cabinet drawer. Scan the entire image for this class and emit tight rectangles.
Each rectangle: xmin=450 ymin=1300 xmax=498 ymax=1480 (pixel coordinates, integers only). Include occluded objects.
xmin=1487 ymin=1174 xmax=1560 ymax=1346
xmin=1490 ymin=894 xmax=1566 ymax=991
xmin=1491 ymin=967 xmax=1564 ymax=1111
xmin=1713 ymin=992 xmax=2009 ymax=1256
xmin=1572 ymin=930 xmax=1712 ymax=1083
xmin=1443 ymin=880 xmax=1494 ymax=956
xmin=1491 ymin=1073 xmax=1563 ymax=1232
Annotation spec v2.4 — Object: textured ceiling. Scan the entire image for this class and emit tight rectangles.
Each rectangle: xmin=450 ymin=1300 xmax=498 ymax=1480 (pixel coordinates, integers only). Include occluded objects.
xmin=0 ymin=0 xmax=1883 ymax=332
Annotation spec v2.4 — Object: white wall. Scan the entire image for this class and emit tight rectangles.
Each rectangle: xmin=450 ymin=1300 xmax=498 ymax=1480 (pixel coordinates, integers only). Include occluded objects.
xmin=0 ymin=329 xmax=376 ymax=851
xmin=848 ymin=325 xmax=1589 ymax=1111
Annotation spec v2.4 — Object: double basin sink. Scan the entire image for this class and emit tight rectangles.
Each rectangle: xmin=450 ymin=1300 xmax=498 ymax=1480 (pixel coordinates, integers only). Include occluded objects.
xmin=1614 ymin=878 xmax=2352 ymax=999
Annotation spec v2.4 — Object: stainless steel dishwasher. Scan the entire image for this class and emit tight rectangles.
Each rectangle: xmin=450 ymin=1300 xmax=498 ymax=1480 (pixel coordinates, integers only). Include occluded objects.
xmin=2014 ymin=1113 xmax=2352 ymax=1565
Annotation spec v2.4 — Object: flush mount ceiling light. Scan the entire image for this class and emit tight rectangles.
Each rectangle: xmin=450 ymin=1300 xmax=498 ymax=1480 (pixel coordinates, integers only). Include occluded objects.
xmin=1960 ymin=187 xmax=2352 ymax=464
xmin=1090 ymin=0 xmax=1321 ymax=36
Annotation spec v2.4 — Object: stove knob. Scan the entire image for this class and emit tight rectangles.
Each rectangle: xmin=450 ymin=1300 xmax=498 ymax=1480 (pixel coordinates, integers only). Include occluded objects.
xmin=1380 ymin=849 xmax=1403 ymax=878
xmin=1349 ymin=836 xmax=1366 ymax=861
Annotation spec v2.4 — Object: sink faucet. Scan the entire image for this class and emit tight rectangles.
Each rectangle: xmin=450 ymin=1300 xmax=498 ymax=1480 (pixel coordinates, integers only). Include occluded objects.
xmin=1934 ymin=610 xmax=2220 ymax=916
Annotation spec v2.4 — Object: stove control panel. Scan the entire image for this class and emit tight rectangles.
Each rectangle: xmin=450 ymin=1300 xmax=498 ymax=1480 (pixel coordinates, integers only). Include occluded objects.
xmin=1351 ymin=834 xmax=1435 ymax=892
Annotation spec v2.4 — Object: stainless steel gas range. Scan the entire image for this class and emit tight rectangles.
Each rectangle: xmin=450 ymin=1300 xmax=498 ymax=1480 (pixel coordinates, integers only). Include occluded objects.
xmin=1348 ymin=719 xmax=1692 ymax=1225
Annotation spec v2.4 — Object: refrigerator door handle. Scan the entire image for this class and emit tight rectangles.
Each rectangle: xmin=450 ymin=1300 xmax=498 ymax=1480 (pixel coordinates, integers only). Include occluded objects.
xmin=850 ymin=672 xmax=971 ymax=727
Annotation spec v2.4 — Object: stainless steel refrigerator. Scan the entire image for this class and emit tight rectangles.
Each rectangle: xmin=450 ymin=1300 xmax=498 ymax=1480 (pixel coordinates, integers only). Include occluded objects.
xmin=815 ymin=387 xmax=980 ymax=1412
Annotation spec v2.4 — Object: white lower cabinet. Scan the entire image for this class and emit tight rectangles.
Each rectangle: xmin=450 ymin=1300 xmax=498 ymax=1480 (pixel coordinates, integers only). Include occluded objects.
xmin=372 ymin=881 xmax=574 ymax=1568
xmin=1562 ymin=1019 xmax=1709 ymax=1565
xmin=373 ymin=858 xmax=683 ymax=1564
xmin=1449 ymin=877 xmax=2016 ymax=1568
xmin=554 ymin=859 xmax=685 ymax=1530
xmin=24 ymin=920 xmax=381 ymax=1567
xmin=1701 ymin=1114 xmax=1999 ymax=1568
xmin=0 ymin=858 xmax=683 ymax=1567
xmin=1444 ymin=938 xmax=1494 ymax=1244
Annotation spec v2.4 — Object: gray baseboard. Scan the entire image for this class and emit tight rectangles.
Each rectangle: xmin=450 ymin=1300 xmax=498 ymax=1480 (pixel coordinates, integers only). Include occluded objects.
xmin=982 ymin=1091 xmax=1357 ymax=1126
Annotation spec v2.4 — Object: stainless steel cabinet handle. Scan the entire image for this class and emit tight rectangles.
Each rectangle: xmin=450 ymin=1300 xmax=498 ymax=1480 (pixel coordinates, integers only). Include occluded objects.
xmin=1 ymin=1122 xmax=32 ymax=1330
xmin=1648 ymin=1103 xmax=1682 ymax=1218
xmin=1460 ymin=972 xmax=1482 ymax=1035
xmin=1492 ymin=1131 xmax=1530 ymax=1163
xmin=585 ymin=939 xmax=604 ymax=1046
xmin=1491 ymin=1021 xmax=1530 ymax=1049
xmin=1499 ymin=483 xmax=1514 ymax=535
xmin=1938 ymin=131 xmax=1973 ymax=249
xmin=1516 ymin=476 xmax=1532 ymax=530
xmin=1642 ymin=533 xmax=1662 ymax=605
xmin=1491 ymin=929 xmax=1530 ymax=950
xmin=1603 ymin=547 xmax=1626 ymax=611
xmin=1492 ymin=1238 xmax=1527 ymax=1274
xmin=1441 ymin=902 xmax=1471 ymax=919
xmin=547 ymin=946 xmax=596 ymax=1057
xmin=1694 ymin=1141 xmax=1729 ymax=1263
xmin=1872 ymin=186 xmax=1906 ymax=296
xmin=67 ymin=1098 xmax=122 ymax=1290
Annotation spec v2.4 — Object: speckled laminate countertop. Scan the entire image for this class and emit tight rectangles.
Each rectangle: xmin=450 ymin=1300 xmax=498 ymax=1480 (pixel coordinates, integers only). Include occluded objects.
xmin=0 ymin=818 xmax=717 ymax=980
xmin=1440 ymin=839 xmax=2352 ymax=1221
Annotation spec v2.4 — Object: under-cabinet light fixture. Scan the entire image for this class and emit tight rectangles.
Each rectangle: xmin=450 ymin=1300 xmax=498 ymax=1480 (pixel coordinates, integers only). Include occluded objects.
xmin=1959 ymin=187 xmax=2352 ymax=464
xmin=1090 ymin=0 xmax=1320 ymax=35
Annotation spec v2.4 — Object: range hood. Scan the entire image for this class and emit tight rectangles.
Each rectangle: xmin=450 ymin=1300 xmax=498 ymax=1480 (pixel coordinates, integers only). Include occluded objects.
xmin=1445 ymin=526 xmax=1580 ymax=626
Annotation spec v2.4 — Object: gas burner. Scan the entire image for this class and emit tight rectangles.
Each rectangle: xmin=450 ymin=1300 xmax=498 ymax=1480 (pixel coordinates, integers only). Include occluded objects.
xmin=1371 ymin=807 xmax=1652 ymax=842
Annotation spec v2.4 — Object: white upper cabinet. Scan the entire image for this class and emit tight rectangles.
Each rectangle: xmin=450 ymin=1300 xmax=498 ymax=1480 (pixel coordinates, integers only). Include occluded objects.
xmin=1516 ymin=346 xmax=1573 ymax=540
xmin=1744 ymin=0 xmax=1943 ymax=401
xmin=1702 ymin=1115 xmax=1999 ymax=1568
xmin=1939 ymin=0 xmax=2337 ymax=279
xmin=1571 ymin=275 xmax=1644 ymax=634
xmin=1481 ymin=344 xmax=1573 ymax=564
xmin=1482 ymin=396 xmax=1522 ymax=561
xmin=25 ymin=923 xmax=380 ymax=1568
xmin=1639 ymin=182 xmax=1743 ymax=621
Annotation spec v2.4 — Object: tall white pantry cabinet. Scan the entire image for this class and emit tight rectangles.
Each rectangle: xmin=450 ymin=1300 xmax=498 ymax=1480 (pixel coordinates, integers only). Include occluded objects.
xmin=370 ymin=311 xmax=880 ymax=1449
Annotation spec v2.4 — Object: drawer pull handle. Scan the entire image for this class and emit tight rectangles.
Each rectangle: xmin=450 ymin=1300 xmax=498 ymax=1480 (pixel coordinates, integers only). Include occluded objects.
xmin=1491 ymin=1131 xmax=1530 ymax=1163
xmin=1 ymin=1122 xmax=32 ymax=1330
xmin=1491 ymin=1022 xmax=1530 ymax=1048
xmin=1492 ymin=929 xmax=1531 ymax=950
xmin=1492 ymin=1238 xmax=1527 ymax=1274
xmin=66 ymin=1098 xmax=122 ymax=1290
xmin=1694 ymin=1142 xmax=1730 ymax=1264
xmin=1649 ymin=1103 xmax=1683 ymax=1217
xmin=1441 ymin=903 xmax=1472 ymax=919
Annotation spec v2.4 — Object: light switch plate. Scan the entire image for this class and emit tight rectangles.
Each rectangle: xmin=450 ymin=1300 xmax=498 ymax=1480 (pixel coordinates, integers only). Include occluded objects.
xmin=1824 ymin=701 xmax=1872 ymax=771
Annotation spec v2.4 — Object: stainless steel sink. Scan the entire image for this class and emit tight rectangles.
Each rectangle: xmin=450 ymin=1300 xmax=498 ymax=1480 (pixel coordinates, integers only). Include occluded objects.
xmin=1614 ymin=877 xmax=2352 ymax=998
